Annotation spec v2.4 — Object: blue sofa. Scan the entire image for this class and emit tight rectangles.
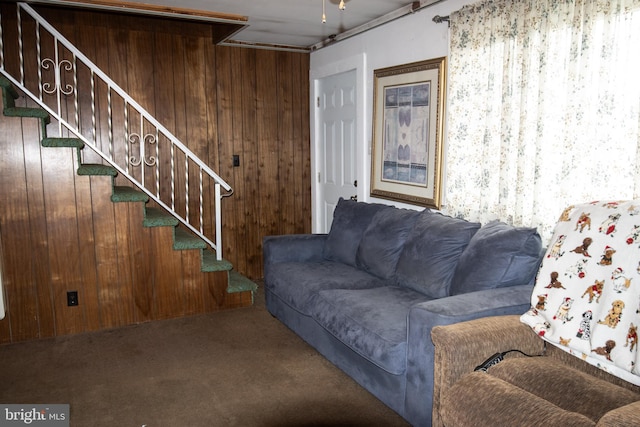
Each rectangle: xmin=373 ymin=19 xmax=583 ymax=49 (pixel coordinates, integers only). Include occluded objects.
xmin=263 ymin=199 xmax=544 ymax=426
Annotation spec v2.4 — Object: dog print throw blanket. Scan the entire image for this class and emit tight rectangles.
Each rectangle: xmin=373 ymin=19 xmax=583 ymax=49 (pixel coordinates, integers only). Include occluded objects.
xmin=521 ymin=200 xmax=640 ymax=385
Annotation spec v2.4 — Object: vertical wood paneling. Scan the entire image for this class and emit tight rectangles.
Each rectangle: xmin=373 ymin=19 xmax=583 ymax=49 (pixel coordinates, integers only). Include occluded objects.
xmin=181 ymin=250 xmax=204 ymax=316
xmin=0 ymin=117 xmax=40 ymax=342
xmin=91 ymin=178 xmax=121 ymax=329
xmin=203 ymin=38 xmax=219 ymax=239
xmin=151 ymin=226 xmax=183 ymax=319
xmin=130 ymin=211 xmax=155 ymax=323
xmin=0 ymin=231 xmax=9 ymax=343
xmin=171 ymin=34 xmax=188 ymax=221
xmin=229 ymin=48 xmax=248 ymax=275
xmin=203 ymin=270 xmax=229 ymax=312
xmin=73 ymin=11 xmax=105 ymax=165
xmin=215 ymin=47 xmax=239 ymax=263
xmin=98 ymin=15 xmax=136 ymax=329
xmin=105 ymin=22 xmax=129 ymax=185
xmin=19 ymin=20 xmax=58 ymax=340
xmin=0 ymin=5 xmax=310 ymax=344
xmin=67 ymin=10 xmax=103 ymax=333
xmin=152 ymin=30 xmax=177 ymax=209
xmin=113 ymin=202 xmax=135 ymax=326
xmin=41 ymin=145 xmax=84 ymax=335
xmin=125 ymin=26 xmax=158 ymax=192
xmin=239 ymin=48 xmax=261 ymax=279
xmin=21 ymin=108 xmax=57 ymax=339
xmin=184 ymin=36 xmax=209 ymax=230
xmin=277 ymin=53 xmax=296 ymax=235
xmin=256 ymin=50 xmax=281 ymax=240
xmin=73 ymin=165 xmax=102 ymax=333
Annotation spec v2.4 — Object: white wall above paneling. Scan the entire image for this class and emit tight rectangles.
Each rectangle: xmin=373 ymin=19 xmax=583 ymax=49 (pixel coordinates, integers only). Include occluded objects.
xmin=310 ymin=0 xmax=473 ymax=211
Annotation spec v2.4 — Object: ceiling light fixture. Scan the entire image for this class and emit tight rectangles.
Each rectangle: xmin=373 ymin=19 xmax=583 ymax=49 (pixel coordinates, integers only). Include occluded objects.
xmin=323 ymin=0 xmax=347 ymax=23
xmin=322 ymin=0 xmax=326 ymax=23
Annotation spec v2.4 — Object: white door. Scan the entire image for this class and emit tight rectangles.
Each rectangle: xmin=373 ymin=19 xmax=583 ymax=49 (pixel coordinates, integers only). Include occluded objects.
xmin=315 ymin=69 xmax=358 ymax=233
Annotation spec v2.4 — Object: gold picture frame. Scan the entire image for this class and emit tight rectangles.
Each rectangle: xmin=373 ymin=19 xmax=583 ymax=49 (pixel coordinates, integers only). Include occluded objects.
xmin=370 ymin=57 xmax=446 ymax=209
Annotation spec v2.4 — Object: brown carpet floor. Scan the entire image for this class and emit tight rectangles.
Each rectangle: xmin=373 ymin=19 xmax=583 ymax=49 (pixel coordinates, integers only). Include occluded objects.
xmin=0 ymin=286 xmax=409 ymax=426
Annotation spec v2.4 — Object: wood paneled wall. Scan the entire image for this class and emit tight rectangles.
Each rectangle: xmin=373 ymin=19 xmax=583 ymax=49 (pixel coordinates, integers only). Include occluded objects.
xmin=0 ymin=5 xmax=310 ymax=343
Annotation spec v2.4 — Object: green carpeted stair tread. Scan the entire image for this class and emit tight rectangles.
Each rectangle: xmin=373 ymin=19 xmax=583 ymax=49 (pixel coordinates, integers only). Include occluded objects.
xmin=41 ymin=137 xmax=84 ymax=149
xmin=227 ymin=270 xmax=258 ymax=294
xmin=0 ymin=78 xmax=50 ymax=132
xmin=111 ymin=185 xmax=149 ymax=203
xmin=77 ymin=164 xmax=118 ymax=176
xmin=3 ymin=106 xmax=50 ymax=121
xmin=173 ymin=227 xmax=207 ymax=250
xmin=143 ymin=207 xmax=178 ymax=227
xmin=201 ymin=249 xmax=233 ymax=272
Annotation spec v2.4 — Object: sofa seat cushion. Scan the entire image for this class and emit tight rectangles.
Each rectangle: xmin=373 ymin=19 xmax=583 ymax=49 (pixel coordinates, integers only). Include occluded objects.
xmin=265 ymin=261 xmax=386 ymax=314
xmin=309 ymin=286 xmax=433 ymax=375
xmin=441 ymin=371 xmax=595 ymax=427
xmin=488 ymin=357 xmax=640 ymax=422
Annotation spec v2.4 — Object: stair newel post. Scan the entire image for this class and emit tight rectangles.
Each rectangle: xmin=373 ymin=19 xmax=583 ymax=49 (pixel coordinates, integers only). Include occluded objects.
xmin=215 ymin=182 xmax=222 ymax=261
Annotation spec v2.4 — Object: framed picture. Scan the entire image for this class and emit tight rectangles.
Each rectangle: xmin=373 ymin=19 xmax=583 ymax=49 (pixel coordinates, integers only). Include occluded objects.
xmin=370 ymin=57 xmax=446 ymax=209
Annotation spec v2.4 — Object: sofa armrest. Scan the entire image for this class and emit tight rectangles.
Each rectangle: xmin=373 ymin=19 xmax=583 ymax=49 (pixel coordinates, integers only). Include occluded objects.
xmin=263 ymin=234 xmax=327 ymax=265
xmin=430 ymin=315 xmax=545 ymax=427
xmin=403 ymin=284 xmax=534 ymax=426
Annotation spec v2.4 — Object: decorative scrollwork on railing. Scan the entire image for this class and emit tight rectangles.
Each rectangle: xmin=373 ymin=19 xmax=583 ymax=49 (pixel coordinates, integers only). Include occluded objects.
xmin=129 ymin=133 xmax=158 ymax=167
xmin=41 ymin=58 xmax=74 ymax=95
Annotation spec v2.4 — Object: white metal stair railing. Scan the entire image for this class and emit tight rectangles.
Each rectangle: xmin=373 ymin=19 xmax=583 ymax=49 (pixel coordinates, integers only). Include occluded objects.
xmin=0 ymin=2 xmax=233 ymax=260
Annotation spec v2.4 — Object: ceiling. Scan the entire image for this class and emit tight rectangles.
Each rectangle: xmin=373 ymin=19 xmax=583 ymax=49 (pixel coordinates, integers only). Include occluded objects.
xmin=38 ymin=0 xmax=445 ymax=51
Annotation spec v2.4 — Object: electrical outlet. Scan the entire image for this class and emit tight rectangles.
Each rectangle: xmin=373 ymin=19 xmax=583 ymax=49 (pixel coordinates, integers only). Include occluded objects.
xmin=67 ymin=291 xmax=78 ymax=307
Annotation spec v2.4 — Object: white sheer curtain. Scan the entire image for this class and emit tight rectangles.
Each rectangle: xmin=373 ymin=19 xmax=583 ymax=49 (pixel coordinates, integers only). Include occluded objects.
xmin=444 ymin=0 xmax=640 ymax=243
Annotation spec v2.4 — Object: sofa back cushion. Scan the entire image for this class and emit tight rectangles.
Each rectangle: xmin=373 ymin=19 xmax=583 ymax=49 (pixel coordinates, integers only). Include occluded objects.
xmin=323 ymin=198 xmax=389 ymax=266
xmin=355 ymin=207 xmax=420 ymax=280
xmin=450 ymin=220 xmax=542 ymax=296
xmin=394 ymin=211 xmax=481 ymax=298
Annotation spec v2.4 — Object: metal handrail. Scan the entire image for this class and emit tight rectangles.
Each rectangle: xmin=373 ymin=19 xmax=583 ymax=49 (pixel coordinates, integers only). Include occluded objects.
xmin=0 ymin=3 xmax=232 ymax=260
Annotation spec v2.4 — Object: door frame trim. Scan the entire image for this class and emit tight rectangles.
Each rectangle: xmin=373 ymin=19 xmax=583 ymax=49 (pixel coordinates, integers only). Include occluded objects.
xmin=310 ymin=53 xmax=367 ymax=233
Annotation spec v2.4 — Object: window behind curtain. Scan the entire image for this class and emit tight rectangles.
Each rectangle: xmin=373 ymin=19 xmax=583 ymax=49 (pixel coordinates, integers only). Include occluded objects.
xmin=444 ymin=0 xmax=640 ymax=242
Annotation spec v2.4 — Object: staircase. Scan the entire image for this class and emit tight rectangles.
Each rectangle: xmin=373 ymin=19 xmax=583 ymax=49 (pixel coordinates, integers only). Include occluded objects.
xmin=0 ymin=3 xmax=257 ymax=321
